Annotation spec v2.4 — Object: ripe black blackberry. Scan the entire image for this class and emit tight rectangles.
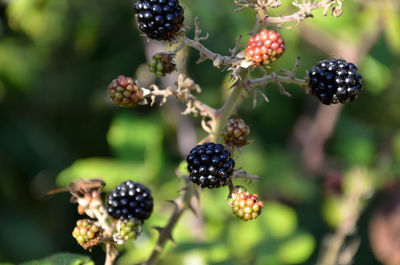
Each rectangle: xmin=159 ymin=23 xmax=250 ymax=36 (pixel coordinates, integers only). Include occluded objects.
xmin=134 ymin=0 xmax=184 ymax=41
xmin=186 ymin=142 xmax=235 ymax=189
xmin=309 ymin=58 xmax=363 ymax=105
xmin=107 ymin=180 xmax=153 ymax=222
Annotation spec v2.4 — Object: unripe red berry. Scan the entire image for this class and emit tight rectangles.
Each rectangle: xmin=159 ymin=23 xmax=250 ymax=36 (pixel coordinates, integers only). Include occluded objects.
xmin=108 ymin=75 xmax=143 ymax=108
xmin=245 ymin=29 xmax=286 ymax=66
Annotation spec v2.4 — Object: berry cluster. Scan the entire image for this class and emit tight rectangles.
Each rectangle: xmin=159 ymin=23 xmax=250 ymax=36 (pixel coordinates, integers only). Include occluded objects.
xmin=72 ymin=219 xmax=100 ymax=248
xmin=149 ymin=52 xmax=176 ymax=77
xmin=187 ymin=142 xmax=235 ymax=188
xmin=245 ymin=29 xmax=286 ymax=66
xmin=114 ymin=219 xmax=143 ymax=243
xmin=134 ymin=0 xmax=184 ymax=41
xmin=108 ymin=75 xmax=143 ymax=108
xmin=309 ymin=58 xmax=363 ymax=105
xmin=222 ymin=118 xmax=251 ymax=147
xmin=107 ymin=180 xmax=153 ymax=221
xmin=229 ymin=189 xmax=263 ymax=221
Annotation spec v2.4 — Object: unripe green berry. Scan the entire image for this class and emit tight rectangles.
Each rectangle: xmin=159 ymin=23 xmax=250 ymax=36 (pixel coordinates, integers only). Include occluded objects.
xmin=72 ymin=219 xmax=101 ymax=248
xmin=113 ymin=219 xmax=143 ymax=244
xmin=148 ymin=52 xmax=176 ymax=77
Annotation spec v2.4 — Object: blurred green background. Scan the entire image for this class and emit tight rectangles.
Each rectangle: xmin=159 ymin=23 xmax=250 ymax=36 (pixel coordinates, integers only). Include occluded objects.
xmin=1 ymin=0 xmax=400 ymax=264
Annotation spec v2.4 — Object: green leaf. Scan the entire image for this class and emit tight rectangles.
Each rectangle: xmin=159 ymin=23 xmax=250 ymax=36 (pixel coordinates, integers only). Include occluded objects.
xmin=7 ymin=0 xmax=68 ymax=47
xmin=383 ymin=7 xmax=400 ymax=56
xmin=0 ymin=40 xmax=40 ymax=88
xmin=277 ymin=233 xmax=315 ymax=264
xmin=177 ymin=160 xmax=189 ymax=176
xmin=360 ymin=56 xmax=391 ymax=95
xmin=107 ymin=113 xmax=163 ymax=178
xmin=21 ymin=253 xmax=94 ymax=265
xmin=333 ymin=136 xmax=375 ymax=165
xmin=262 ymin=202 xmax=297 ymax=238
xmin=56 ymin=157 xmax=149 ymax=191
xmin=392 ymin=131 xmax=400 ymax=162
xmin=322 ymin=195 xmax=345 ymax=228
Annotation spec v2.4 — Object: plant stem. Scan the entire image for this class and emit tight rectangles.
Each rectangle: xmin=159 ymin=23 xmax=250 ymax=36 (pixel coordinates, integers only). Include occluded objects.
xmin=143 ymin=79 xmax=246 ymax=265
xmin=143 ymin=183 xmax=195 ymax=265
xmin=262 ymin=0 xmax=335 ymax=24
xmin=105 ymin=242 xmax=118 ymax=265
xmin=213 ymin=83 xmax=246 ymax=143
xmin=181 ymin=36 xmax=242 ymax=67
xmin=248 ymin=74 xmax=308 ymax=88
xmin=317 ymin=169 xmax=371 ymax=265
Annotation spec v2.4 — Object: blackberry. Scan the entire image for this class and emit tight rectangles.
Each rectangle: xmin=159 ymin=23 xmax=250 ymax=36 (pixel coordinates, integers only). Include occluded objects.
xmin=245 ymin=29 xmax=286 ymax=66
xmin=108 ymin=75 xmax=143 ymax=108
xmin=107 ymin=180 xmax=153 ymax=222
xmin=148 ymin=52 xmax=176 ymax=77
xmin=229 ymin=189 xmax=263 ymax=221
xmin=309 ymin=58 xmax=363 ymax=104
xmin=113 ymin=219 xmax=143 ymax=244
xmin=186 ymin=142 xmax=235 ymax=188
xmin=72 ymin=219 xmax=101 ymax=249
xmin=222 ymin=118 xmax=251 ymax=147
xmin=134 ymin=0 xmax=184 ymax=41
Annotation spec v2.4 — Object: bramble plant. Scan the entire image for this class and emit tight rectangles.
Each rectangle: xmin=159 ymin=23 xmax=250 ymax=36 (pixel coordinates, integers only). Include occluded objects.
xmin=49 ymin=0 xmax=368 ymax=264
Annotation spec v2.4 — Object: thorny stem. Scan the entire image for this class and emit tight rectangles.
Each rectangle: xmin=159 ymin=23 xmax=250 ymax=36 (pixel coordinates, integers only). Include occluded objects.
xmin=105 ymin=243 xmax=119 ymax=265
xmin=139 ymin=1 xmax=336 ymax=264
xmin=263 ymin=0 xmax=336 ymax=24
xmin=213 ymin=83 xmax=246 ymax=143
xmin=318 ymin=169 xmax=372 ymax=265
xmin=181 ymin=36 xmax=242 ymax=67
xmin=248 ymin=72 xmax=308 ymax=88
xmin=150 ymin=85 xmax=216 ymax=119
xmin=143 ymin=182 xmax=195 ymax=265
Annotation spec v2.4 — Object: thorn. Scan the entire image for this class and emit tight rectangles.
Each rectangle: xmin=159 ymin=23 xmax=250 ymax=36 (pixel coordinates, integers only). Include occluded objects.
xmin=280 ymin=69 xmax=293 ymax=77
xmin=258 ymin=90 xmax=270 ymax=103
xmin=253 ymin=89 xmax=258 ymax=108
xmin=193 ymin=189 xmax=200 ymax=201
xmin=187 ymin=202 xmax=198 ymax=217
xmin=196 ymin=55 xmax=208 ymax=64
xmin=166 ymin=200 xmax=178 ymax=208
xmin=169 ymin=235 xmax=177 ymax=247
xmin=152 ymin=226 xmax=164 ymax=233
xmin=153 ymin=226 xmax=177 ymax=247
xmin=278 ymin=83 xmax=292 ymax=97
xmin=177 ymin=186 xmax=188 ymax=193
